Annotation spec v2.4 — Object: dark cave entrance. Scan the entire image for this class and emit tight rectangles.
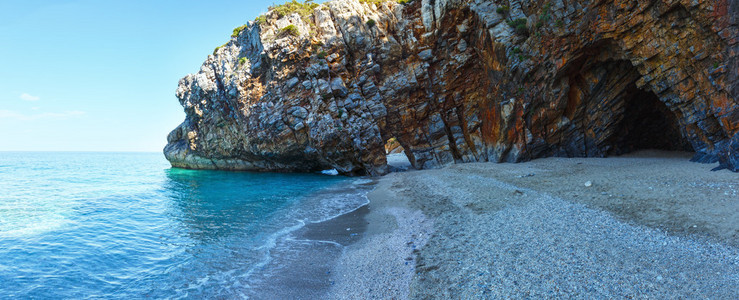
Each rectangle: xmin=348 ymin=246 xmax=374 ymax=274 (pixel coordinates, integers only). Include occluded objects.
xmin=607 ymin=84 xmax=693 ymax=155
xmin=559 ymin=51 xmax=695 ymax=157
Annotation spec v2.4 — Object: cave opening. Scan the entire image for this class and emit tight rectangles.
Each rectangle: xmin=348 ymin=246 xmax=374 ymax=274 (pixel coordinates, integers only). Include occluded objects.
xmin=606 ymin=84 xmax=693 ymax=155
xmin=383 ymin=137 xmax=413 ymax=172
xmin=559 ymin=50 xmax=695 ymax=158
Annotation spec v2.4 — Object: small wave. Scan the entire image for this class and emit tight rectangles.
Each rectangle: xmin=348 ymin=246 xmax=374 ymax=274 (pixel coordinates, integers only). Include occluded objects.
xmin=284 ymin=237 xmax=343 ymax=248
xmin=295 ymin=186 xmax=372 ymax=224
xmin=236 ymin=219 xmax=308 ymax=288
xmin=308 ymin=197 xmax=370 ymax=224
xmin=236 ymin=180 xmax=374 ymax=283
xmin=352 ymin=178 xmax=374 ymax=185
xmin=320 ymin=169 xmax=339 ymax=176
xmin=253 ymin=220 xmax=306 ymax=251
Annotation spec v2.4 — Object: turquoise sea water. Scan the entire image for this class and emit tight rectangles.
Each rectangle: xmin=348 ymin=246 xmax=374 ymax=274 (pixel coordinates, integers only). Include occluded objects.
xmin=0 ymin=152 xmax=368 ymax=298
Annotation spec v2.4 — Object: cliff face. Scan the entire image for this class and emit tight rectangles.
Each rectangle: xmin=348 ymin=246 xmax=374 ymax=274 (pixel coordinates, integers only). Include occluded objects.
xmin=164 ymin=0 xmax=739 ymax=174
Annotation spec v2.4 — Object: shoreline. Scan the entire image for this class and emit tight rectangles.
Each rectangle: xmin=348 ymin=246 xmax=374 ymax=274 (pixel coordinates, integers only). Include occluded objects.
xmin=325 ymin=150 xmax=738 ymax=298
xmin=326 ymin=173 xmax=434 ymax=299
xmin=243 ymin=178 xmax=374 ymax=299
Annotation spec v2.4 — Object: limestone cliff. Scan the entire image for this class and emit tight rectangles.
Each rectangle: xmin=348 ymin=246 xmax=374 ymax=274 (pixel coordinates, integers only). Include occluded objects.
xmin=164 ymin=0 xmax=739 ymax=174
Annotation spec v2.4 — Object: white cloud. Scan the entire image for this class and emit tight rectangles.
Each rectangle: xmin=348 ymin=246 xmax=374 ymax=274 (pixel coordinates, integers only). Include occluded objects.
xmin=0 ymin=110 xmax=85 ymax=121
xmin=20 ymin=93 xmax=40 ymax=101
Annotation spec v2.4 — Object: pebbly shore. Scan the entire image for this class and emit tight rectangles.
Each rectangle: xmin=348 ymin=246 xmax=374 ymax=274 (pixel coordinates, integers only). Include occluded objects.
xmin=326 ymin=150 xmax=739 ymax=298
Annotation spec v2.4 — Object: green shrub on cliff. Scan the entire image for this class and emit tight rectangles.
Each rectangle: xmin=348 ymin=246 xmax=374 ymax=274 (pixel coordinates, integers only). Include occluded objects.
xmin=366 ymin=19 xmax=376 ymax=27
xmin=536 ymin=2 xmax=552 ymax=29
xmin=507 ymin=18 xmax=528 ymax=36
xmin=496 ymin=6 xmax=509 ymax=15
xmin=511 ymin=47 xmax=528 ymax=61
xmin=279 ymin=25 xmax=300 ymax=37
xmin=270 ymin=0 xmax=319 ymax=24
xmin=317 ymin=51 xmax=328 ymax=59
xmin=540 ymin=2 xmax=552 ymax=23
xmin=239 ymin=57 xmax=248 ymax=65
xmin=359 ymin=0 xmax=413 ymax=4
xmin=232 ymin=24 xmax=249 ymax=38
xmin=359 ymin=0 xmax=387 ymax=4
xmin=255 ymin=15 xmax=267 ymax=26
xmin=213 ymin=43 xmax=227 ymax=55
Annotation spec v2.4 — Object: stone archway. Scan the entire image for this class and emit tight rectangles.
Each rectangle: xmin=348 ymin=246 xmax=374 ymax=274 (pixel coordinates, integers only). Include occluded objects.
xmin=383 ymin=137 xmax=413 ymax=172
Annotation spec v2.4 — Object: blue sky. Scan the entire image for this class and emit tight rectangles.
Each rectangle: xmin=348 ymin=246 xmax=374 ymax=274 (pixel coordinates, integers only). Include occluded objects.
xmin=0 ymin=0 xmax=311 ymax=152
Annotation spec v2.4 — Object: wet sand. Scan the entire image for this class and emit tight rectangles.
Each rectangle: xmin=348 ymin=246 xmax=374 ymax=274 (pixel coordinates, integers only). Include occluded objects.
xmin=245 ymin=182 xmax=373 ymax=299
xmin=326 ymin=178 xmax=433 ymax=299
xmin=295 ymin=204 xmax=370 ymax=246
xmin=326 ymin=150 xmax=739 ymax=298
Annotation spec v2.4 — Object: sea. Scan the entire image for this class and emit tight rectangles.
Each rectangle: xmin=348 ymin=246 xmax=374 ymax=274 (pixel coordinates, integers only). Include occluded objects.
xmin=0 ymin=152 xmax=371 ymax=298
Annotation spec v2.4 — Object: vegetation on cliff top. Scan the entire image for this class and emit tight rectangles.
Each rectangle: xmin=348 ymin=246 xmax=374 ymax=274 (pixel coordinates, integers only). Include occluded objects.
xmin=251 ymin=0 xmax=412 ymax=31
xmin=254 ymin=15 xmax=265 ymax=24
xmin=232 ymin=24 xmax=249 ymax=38
xmin=278 ymin=25 xmax=300 ymax=37
xmin=270 ymin=0 xmax=319 ymax=23
xmin=213 ymin=43 xmax=228 ymax=55
xmin=359 ymin=0 xmax=413 ymax=4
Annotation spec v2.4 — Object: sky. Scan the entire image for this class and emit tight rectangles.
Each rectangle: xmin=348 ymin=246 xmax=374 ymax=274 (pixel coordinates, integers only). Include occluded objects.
xmin=0 ymin=0 xmax=315 ymax=152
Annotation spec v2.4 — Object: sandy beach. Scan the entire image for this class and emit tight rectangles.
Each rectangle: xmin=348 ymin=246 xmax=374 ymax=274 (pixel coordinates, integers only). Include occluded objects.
xmin=326 ymin=150 xmax=738 ymax=298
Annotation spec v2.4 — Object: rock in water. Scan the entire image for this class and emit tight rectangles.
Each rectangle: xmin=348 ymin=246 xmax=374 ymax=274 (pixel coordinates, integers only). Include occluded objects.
xmin=164 ymin=0 xmax=739 ymax=175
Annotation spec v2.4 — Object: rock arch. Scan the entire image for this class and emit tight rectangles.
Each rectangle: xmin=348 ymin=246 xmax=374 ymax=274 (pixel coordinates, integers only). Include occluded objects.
xmin=164 ymin=0 xmax=739 ymax=174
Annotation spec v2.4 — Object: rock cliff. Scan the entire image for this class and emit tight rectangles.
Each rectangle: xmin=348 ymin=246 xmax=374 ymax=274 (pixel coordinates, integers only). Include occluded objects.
xmin=165 ymin=0 xmax=739 ymax=174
